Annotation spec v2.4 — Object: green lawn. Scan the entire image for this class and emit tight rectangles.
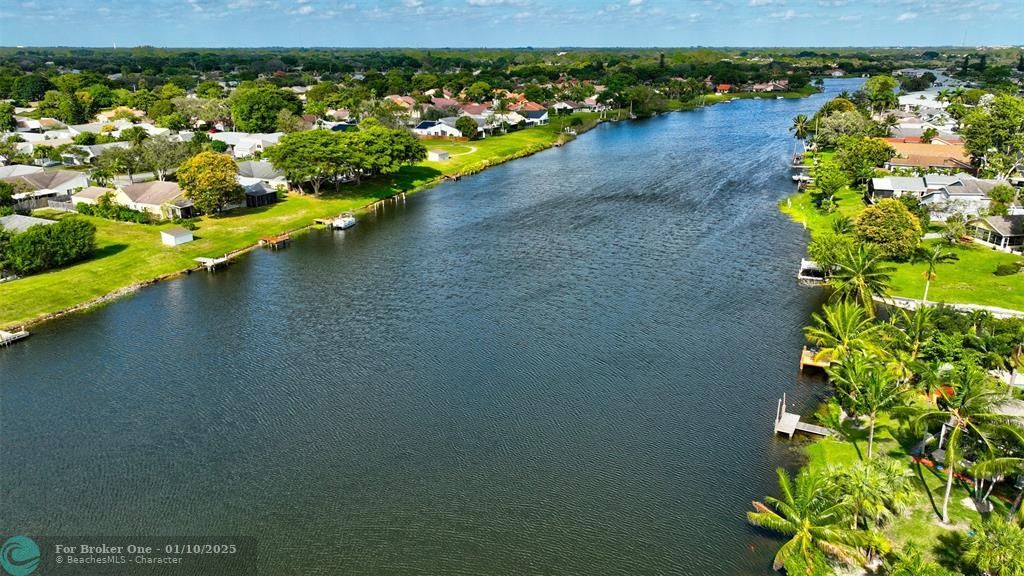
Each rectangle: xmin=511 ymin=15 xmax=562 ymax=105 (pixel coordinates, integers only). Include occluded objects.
xmin=0 ymin=113 xmax=599 ymax=328
xmin=779 ymin=153 xmax=1024 ymax=311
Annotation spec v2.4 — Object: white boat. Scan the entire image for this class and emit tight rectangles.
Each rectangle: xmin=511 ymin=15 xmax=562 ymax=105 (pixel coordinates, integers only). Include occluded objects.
xmin=776 ymin=96 xmax=784 ymax=100
xmin=331 ymin=212 xmax=357 ymax=230
xmin=792 ymin=174 xmax=812 ymax=183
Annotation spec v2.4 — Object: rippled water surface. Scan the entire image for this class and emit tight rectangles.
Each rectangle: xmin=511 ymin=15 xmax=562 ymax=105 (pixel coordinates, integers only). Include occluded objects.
xmin=2 ymin=80 xmax=861 ymax=575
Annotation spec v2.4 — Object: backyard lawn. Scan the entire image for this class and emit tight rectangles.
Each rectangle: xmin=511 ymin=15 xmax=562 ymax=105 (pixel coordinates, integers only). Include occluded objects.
xmin=0 ymin=113 xmax=599 ymax=328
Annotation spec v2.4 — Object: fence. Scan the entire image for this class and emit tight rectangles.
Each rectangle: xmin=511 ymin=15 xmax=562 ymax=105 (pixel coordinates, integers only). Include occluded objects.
xmin=47 ymin=199 xmax=77 ymax=212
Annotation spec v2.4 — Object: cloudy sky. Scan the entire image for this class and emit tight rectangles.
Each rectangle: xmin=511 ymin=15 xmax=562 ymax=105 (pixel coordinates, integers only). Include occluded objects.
xmin=1 ymin=0 xmax=1020 ymax=47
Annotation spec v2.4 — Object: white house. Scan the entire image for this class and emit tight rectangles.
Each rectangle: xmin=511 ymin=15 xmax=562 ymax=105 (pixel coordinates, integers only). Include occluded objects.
xmin=2 ymin=170 xmax=88 ymax=209
xmin=160 ymin=226 xmax=194 ymax=246
xmin=412 ymin=120 xmax=463 ymax=138
xmin=212 ymin=132 xmax=284 ymax=158
xmin=523 ymin=110 xmax=550 ymax=126
xmin=71 ymin=186 xmax=116 ymax=207
xmin=116 ymin=181 xmax=195 ymax=219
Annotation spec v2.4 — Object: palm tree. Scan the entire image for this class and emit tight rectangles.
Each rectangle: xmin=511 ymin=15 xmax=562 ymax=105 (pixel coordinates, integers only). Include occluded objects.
xmin=886 ymin=545 xmax=957 ymax=576
xmin=963 ymin=516 xmax=1024 ymax=576
xmin=892 ymin=306 xmax=934 ymax=362
xmin=912 ymin=367 xmax=1024 ymax=523
xmin=829 ymin=458 xmax=914 ymax=529
xmin=913 ymin=245 xmax=959 ymax=305
xmin=972 ymin=456 xmax=1024 ymax=521
xmin=791 ymin=114 xmax=810 ymax=140
xmin=829 ymin=245 xmax=895 ymax=316
xmin=805 ymin=302 xmax=884 ymax=364
xmin=747 ymin=468 xmax=868 ymax=573
xmin=830 ymin=355 xmax=906 ymax=458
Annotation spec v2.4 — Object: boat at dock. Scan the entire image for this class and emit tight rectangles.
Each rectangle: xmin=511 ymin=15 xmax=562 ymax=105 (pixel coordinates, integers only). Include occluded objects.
xmin=0 ymin=327 xmax=30 ymax=347
xmin=328 ymin=212 xmax=357 ymax=230
xmin=791 ymin=174 xmax=812 ymax=183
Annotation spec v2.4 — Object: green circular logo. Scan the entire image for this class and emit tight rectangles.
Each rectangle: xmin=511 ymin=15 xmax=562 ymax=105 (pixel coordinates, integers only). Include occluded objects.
xmin=0 ymin=536 xmax=39 ymax=576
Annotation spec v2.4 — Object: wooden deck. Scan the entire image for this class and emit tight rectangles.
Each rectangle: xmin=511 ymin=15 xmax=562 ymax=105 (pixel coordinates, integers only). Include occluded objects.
xmin=774 ymin=393 xmax=833 ymax=438
xmin=195 ymin=255 xmax=230 ymax=271
xmin=0 ymin=327 xmax=30 ymax=346
xmin=799 ymin=345 xmax=832 ymax=371
xmin=260 ymin=234 xmax=291 ymax=249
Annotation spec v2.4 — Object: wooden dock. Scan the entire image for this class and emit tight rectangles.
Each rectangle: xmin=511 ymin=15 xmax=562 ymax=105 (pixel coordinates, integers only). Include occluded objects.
xmin=0 ymin=327 xmax=30 ymax=346
xmin=774 ymin=393 xmax=833 ymax=438
xmin=799 ymin=345 xmax=832 ymax=371
xmin=796 ymin=259 xmax=827 ymax=286
xmin=195 ymin=255 xmax=230 ymax=271
xmin=259 ymin=233 xmax=291 ymax=249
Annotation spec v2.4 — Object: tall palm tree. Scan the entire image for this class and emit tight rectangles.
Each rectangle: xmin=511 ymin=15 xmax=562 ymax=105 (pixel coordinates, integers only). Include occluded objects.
xmin=912 ymin=367 xmax=1024 ymax=523
xmin=830 ymin=354 xmax=907 ymax=459
xmin=791 ymin=114 xmax=810 ymax=140
xmin=747 ymin=468 xmax=869 ymax=573
xmin=913 ymin=245 xmax=959 ymax=305
xmin=805 ymin=302 xmax=884 ymax=364
xmin=829 ymin=245 xmax=895 ymax=316
xmin=892 ymin=306 xmax=934 ymax=361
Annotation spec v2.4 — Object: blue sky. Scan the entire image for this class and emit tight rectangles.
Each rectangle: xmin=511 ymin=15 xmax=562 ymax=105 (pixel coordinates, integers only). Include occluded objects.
xmin=1 ymin=0 xmax=1021 ymax=48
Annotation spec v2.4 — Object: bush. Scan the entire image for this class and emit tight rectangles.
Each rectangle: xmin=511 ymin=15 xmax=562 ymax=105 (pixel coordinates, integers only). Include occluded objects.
xmin=79 ymin=193 xmax=152 ymax=224
xmin=173 ymin=217 xmax=198 ymax=231
xmin=994 ymin=263 xmax=1021 ymax=276
xmin=2 ymin=217 xmax=96 ymax=275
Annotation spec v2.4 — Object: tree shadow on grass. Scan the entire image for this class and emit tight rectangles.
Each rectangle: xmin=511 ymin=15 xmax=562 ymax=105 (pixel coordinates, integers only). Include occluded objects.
xmin=934 ymin=531 xmax=966 ymax=573
xmin=91 ymin=243 xmax=128 ymax=259
xmin=914 ymin=460 xmax=943 ymax=519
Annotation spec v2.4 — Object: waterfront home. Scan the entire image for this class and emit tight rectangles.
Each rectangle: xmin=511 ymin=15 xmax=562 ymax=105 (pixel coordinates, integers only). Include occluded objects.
xmin=898 ymin=91 xmax=948 ymax=112
xmin=71 ymin=186 xmax=116 ymax=207
xmin=116 ymin=181 xmax=195 ymax=219
xmin=882 ymin=140 xmax=973 ymax=172
xmin=716 ymin=84 xmax=733 ymax=94
xmin=412 ymin=120 xmax=463 ymax=138
xmin=869 ymin=173 xmax=1003 ymax=220
xmin=969 ymin=215 xmax=1024 ymax=252
xmin=2 ymin=170 xmax=88 ymax=210
xmin=522 ymin=110 xmax=549 ymax=126
xmin=551 ymin=101 xmax=580 ymax=114
xmin=160 ymin=226 xmax=194 ymax=246
xmin=0 ymin=213 xmax=56 ymax=233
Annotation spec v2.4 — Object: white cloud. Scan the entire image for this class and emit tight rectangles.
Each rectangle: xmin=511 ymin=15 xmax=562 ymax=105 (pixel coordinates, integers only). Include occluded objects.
xmin=769 ymin=8 xmax=797 ymax=19
xmin=749 ymin=0 xmax=780 ymax=6
xmin=403 ymin=0 xmax=423 ymax=7
xmin=290 ymin=3 xmax=315 ymax=15
xmin=629 ymin=0 xmax=643 ymax=5
xmin=896 ymin=11 xmax=916 ymax=20
xmin=838 ymin=14 xmax=860 ymax=20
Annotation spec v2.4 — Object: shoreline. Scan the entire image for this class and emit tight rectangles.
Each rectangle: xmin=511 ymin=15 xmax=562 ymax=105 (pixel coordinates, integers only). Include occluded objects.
xmin=2 ymin=90 xmax=815 ymax=332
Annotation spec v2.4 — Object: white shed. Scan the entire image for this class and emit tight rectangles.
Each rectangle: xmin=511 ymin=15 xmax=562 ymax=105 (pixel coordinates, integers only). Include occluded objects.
xmin=427 ymin=149 xmax=450 ymax=162
xmin=161 ymin=226 xmax=194 ymax=246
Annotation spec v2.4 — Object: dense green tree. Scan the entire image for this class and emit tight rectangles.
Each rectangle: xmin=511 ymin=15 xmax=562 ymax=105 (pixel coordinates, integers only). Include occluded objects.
xmin=2 ymin=218 xmax=96 ymax=275
xmin=141 ymin=136 xmax=193 ymax=181
xmin=0 ymin=101 xmax=14 ymax=132
xmin=195 ymin=81 xmax=224 ymax=99
xmin=959 ymin=94 xmax=1024 ymax=179
xmin=230 ymin=85 xmax=302 ymax=133
xmin=11 ymin=74 xmax=53 ymax=101
xmin=264 ymin=129 xmax=355 ymax=195
xmin=807 ymin=231 xmax=855 ymax=272
xmin=885 ymin=545 xmax=956 ymax=576
xmin=989 ymin=184 xmax=1020 ymax=216
xmin=862 ymin=76 xmax=898 ymax=113
xmin=177 ymin=151 xmax=244 ymax=214
xmin=454 ymin=116 xmax=479 ymax=140
xmin=834 ymin=136 xmax=893 ymax=184
xmin=854 ymin=199 xmax=922 ymax=261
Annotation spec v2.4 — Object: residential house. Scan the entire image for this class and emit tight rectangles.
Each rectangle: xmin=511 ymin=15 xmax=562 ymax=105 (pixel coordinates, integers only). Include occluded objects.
xmin=716 ymin=84 xmax=733 ymax=94
xmin=115 ymin=181 xmax=194 ymax=218
xmin=883 ymin=140 xmax=973 ymax=172
xmin=237 ymin=160 xmax=287 ymax=187
xmin=898 ymin=91 xmax=948 ymax=112
xmin=71 ymin=186 xmax=116 ymax=207
xmin=430 ymin=97 xmax=460 ymax=112
xmin=412 ymin=120 xmax=463 ymax=138
xmin=2 ymin=170 xmax=88 ymax=210
xmin=385 ymin=95 xmax=422 ymax=120
xmin=869 ymin=173 xmax=1004 ymax=220
xmin=522 ymin=109 xmax=549 ymax=126
xmin=969 ymin=215 xmax=1024 ymax=252
xmin=551 ymin=101 xmax=579 ymax=114
xmin=0 ymin=213 xmax=57 ymax=233
xmin=0 ymin=165 xmax=43 ymax=179
xmin=211 ymin=132 xmax=284 ymax=158
xmin=241 ymin=181 xmax=278 ymax=208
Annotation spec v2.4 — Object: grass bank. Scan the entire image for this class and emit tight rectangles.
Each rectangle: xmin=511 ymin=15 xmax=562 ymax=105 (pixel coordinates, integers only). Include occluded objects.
xmin=779 ymin=154 xmax=1023 ymax=311
xmin=0 ymin=113 xmax=601 ymax=328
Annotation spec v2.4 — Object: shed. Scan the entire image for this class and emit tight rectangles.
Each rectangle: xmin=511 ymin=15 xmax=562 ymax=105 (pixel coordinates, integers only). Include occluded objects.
xmin=427 ymin=149 xmax=450 ymax=162
xmin=161 ymin=226 xmax=194 ymax=246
